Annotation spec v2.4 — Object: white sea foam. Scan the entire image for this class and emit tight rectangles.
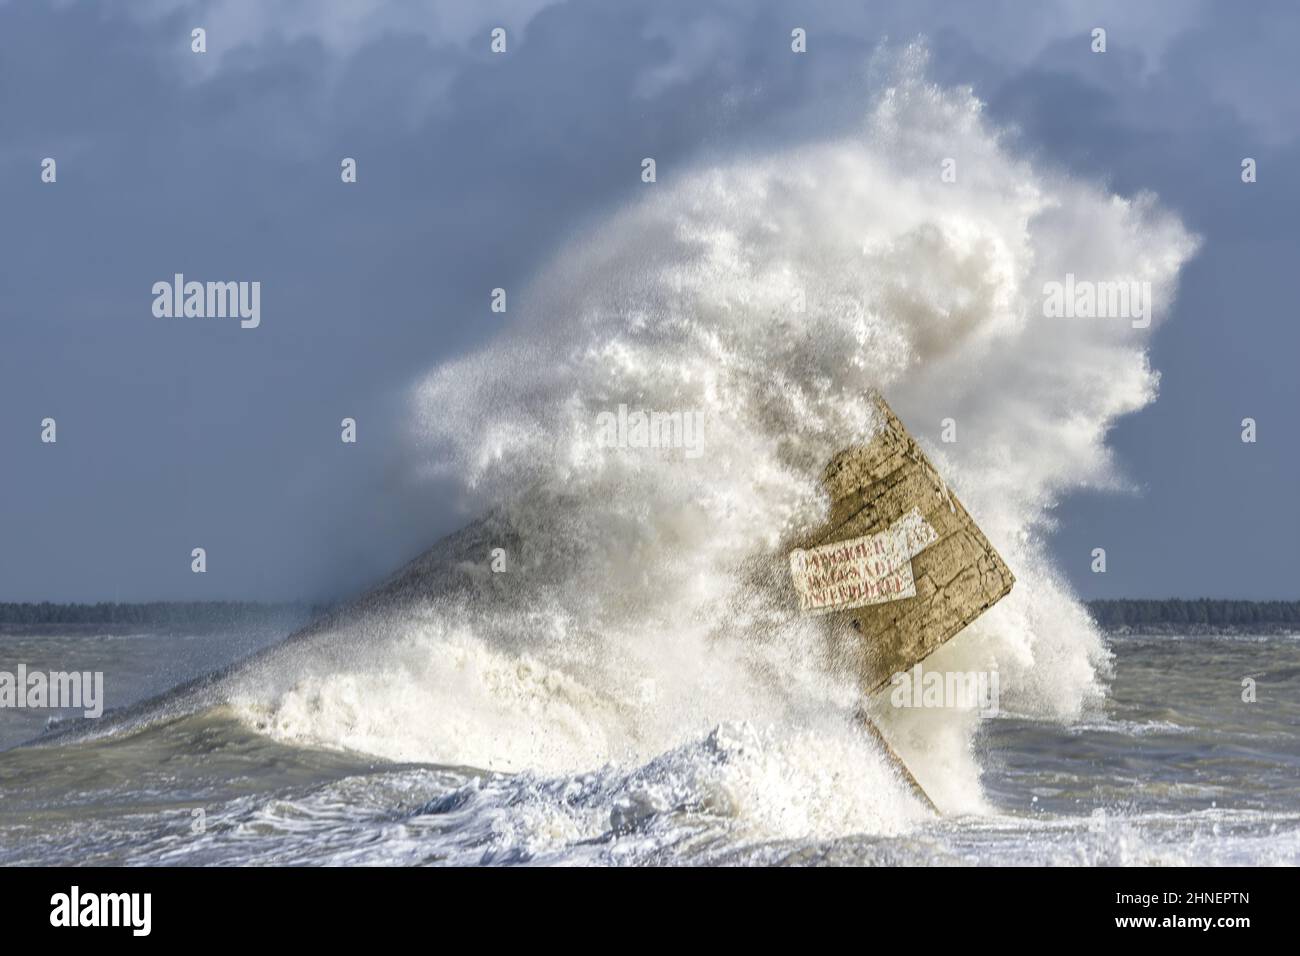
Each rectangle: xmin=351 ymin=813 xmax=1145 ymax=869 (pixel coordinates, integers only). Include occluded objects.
xmin=229 ymin=47 xmax=1199 ymax=839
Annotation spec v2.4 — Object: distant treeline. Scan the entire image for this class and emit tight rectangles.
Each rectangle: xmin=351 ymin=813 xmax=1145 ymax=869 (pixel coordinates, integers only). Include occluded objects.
xmin=0 ymin=601 xmax=329 ymax=627
xmin=3 ymin=599 xmax=1297 ymax=631
xmin=1086 ymin=599 xmax=1300 ymax=629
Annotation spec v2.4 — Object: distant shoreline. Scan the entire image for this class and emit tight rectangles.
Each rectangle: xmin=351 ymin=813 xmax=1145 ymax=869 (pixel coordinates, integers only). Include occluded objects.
xmin=0 ymin=601 xmax=329 ymax=631
xmin=1 ymin=598 xmax=1297 ymax=635
xmin=1086 ymin=599 xmax=1300 ymax=634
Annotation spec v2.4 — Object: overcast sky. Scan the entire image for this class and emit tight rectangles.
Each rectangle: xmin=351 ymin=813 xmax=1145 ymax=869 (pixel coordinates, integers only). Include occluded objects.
xmin=2 ymin=0 xmax=1296 ymax=602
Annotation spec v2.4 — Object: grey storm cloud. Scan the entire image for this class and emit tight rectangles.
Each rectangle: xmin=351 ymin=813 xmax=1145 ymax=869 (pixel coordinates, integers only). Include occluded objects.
xmin=1 ymin=0 xmax=1297 ymax=601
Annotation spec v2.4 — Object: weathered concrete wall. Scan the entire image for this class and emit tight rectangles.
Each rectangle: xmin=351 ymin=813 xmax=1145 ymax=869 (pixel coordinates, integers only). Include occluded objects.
xmin=796 ymin=397 xmax=1015 ymax=694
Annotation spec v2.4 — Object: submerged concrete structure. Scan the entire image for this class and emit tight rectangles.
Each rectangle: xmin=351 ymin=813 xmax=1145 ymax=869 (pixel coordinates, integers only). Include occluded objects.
xmin=789 ymin=396 xmax=1015 ymax=811
xmin=793 ymin=396 xmax=1015 ymax=693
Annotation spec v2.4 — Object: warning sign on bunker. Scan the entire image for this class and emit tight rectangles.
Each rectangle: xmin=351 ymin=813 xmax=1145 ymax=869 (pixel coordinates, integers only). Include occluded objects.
xmin=789 ymin=508 xmax=938 ymax=613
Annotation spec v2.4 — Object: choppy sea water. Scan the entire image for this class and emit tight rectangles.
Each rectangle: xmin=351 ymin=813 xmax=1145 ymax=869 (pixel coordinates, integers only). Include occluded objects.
xmin=1 ymin=628 xmax=1296 ymax=866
